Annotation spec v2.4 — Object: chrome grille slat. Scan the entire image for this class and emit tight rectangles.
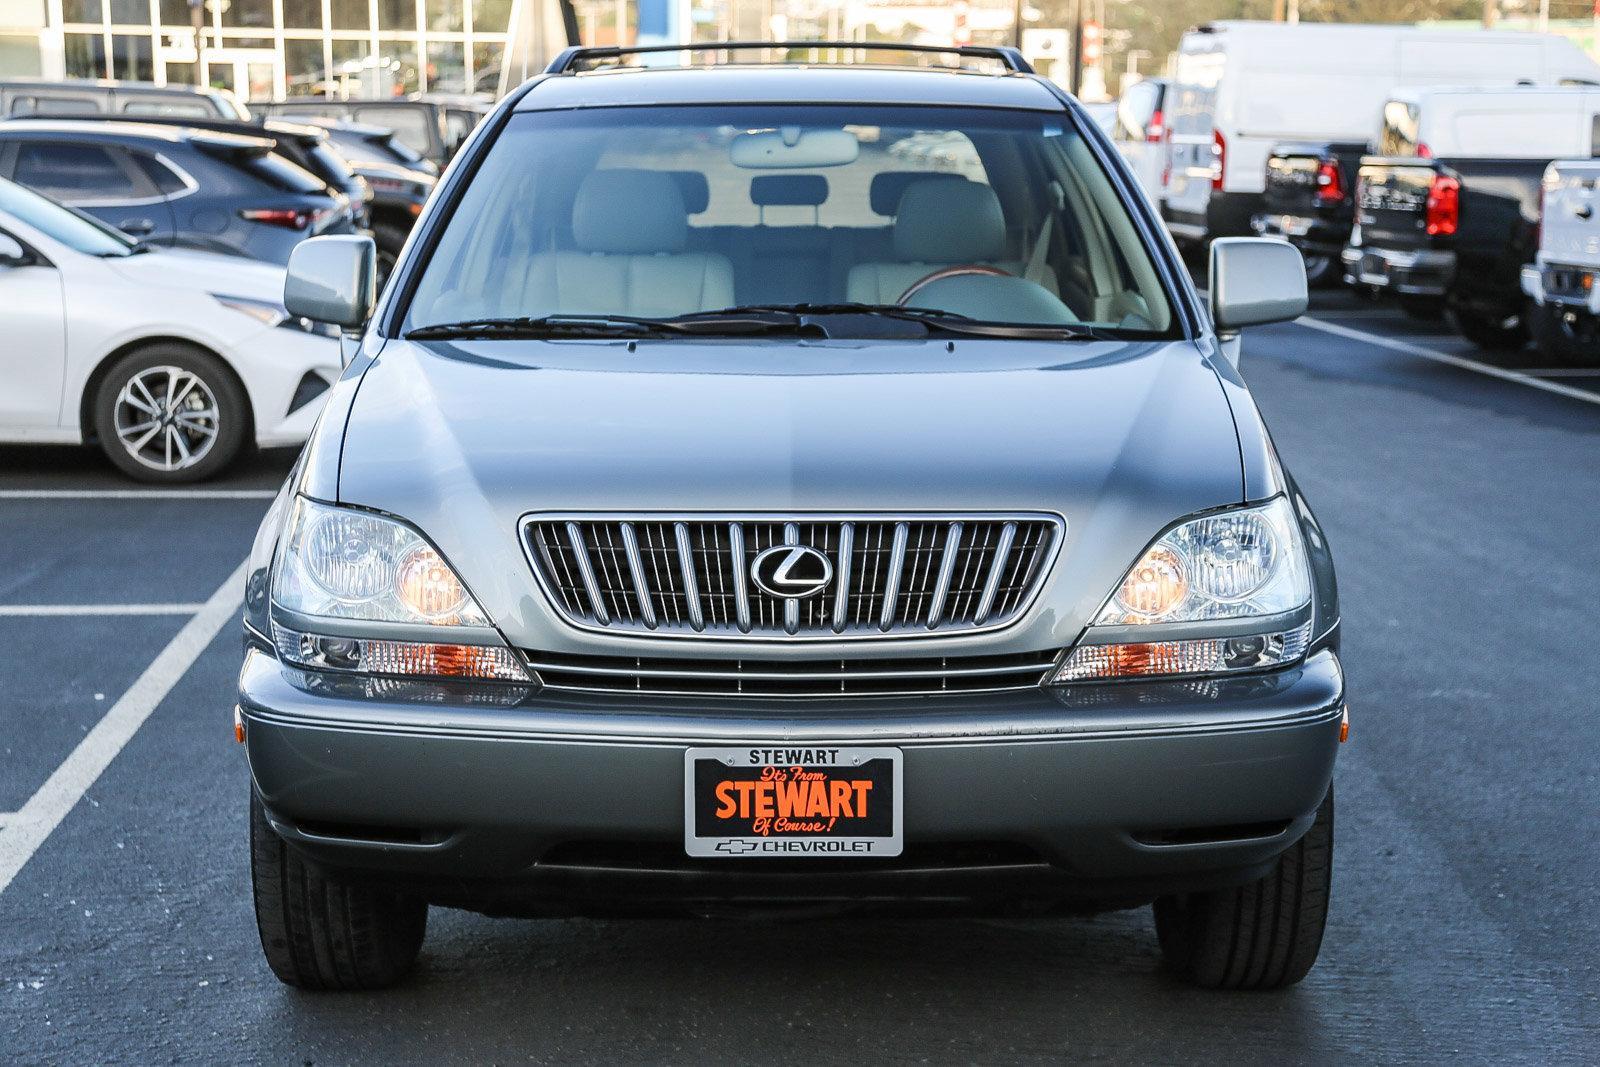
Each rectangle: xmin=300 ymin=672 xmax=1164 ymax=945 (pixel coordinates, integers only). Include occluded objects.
xmin=926 ymin=521 xmax=963 ymax=628
xmin=522 ymin=514 xmax=1060 ymax=640
xmin=879 ymin=521 xmax=910 ymax=631
xmin=563 ymin=521 xmax=610 ymax=625
xmin=831 ymin=522 xmax=854 ymax=634
xmin=618 ymin=523 xmax=657 ymax=629
xmin=673 ymin=522 xmax=705 ymax=632
xmin=526 ymin=647 xmax=1061 ymax=698
xmin=729 ymin=523 xmax=751 ymax=633
xmin=973 ymin=521 xmax=1018 ymax=625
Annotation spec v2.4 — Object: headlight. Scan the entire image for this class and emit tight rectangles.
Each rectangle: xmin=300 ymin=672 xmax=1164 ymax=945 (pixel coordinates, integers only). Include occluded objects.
xmin=1053 ymin=497 xmax=1313 ymax=684
xmin=1094 ymin=497 xmax=1309 ymax=625
xmin=270 ymin=497 xmax=531 ymax=682
xmin=212 ymin=294 xmax=339 ymax=338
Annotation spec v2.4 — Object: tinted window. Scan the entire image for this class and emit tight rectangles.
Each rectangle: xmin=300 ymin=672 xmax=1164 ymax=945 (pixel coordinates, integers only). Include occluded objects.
xmin=351 ymin=106 xmax=432 ymax=152
xmin=307 ymin=142 xmax=356 ymax=185
xmin=15 ymin=95 xmax=103 ymax=116
xmin=1116 ymin=81 xmax=1159 ymax=141
xmin=121 ymin=100 xmax=214 ymax=118
xmin=12 ymin=142 xmax=139 ymax=199
xmin=132 ymin=152 xmax=190 ymax=194
xmin=232 ymin=149 xmax=326 ymax=193
xmin=1380 ymin=101 xmax=1421 ymax=156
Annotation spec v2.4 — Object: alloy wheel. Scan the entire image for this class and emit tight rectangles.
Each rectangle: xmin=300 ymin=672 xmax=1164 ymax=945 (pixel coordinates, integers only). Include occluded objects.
xmin=112 ymin=365 xmax=221 ymax=472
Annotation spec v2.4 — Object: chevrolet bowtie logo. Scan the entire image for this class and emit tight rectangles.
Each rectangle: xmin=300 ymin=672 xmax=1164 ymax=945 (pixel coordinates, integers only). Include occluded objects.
xmin=715 ymin=839 xmax=760 ymax=854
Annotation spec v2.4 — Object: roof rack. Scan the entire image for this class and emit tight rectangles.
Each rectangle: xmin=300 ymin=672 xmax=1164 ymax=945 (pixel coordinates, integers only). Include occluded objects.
xmin=544 ymin=41 xmax=1035 ymax=76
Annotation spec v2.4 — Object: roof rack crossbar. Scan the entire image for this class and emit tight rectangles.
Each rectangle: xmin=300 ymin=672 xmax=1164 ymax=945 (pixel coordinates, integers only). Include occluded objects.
xmin=544 ymin=41 xmax=1034 ymax=76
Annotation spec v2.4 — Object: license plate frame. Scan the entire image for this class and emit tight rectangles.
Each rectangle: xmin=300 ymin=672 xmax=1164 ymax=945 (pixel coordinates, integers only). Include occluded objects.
xmin=683 ymin=746 xmax=903 ymax=859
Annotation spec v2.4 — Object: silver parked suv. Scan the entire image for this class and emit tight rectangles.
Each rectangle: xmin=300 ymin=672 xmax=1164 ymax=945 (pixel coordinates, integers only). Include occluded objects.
xmin=240 ymin=43 xmax=1344 ymax=992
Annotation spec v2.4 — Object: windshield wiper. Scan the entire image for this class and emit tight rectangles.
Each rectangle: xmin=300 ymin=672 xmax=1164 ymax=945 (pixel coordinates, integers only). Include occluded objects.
xmin=687 ymin=303 xmax=1103 ymax=340
xmin=405 ymin=313 xmax=805 ymax=341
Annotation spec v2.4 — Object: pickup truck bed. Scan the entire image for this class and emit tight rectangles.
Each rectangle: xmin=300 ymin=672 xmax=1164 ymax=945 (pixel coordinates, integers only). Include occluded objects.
xmin=1343 ymin=155 xmax=1545 ymax=347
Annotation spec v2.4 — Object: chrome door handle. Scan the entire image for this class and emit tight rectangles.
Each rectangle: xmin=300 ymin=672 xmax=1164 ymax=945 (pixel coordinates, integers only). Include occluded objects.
xmin=118 ymin=218 xmax=156 ymax=236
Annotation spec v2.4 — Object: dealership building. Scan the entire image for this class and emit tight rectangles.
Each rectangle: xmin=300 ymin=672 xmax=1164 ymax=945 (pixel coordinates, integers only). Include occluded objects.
xmin=0 ymin=0 xmax=580 ymax=100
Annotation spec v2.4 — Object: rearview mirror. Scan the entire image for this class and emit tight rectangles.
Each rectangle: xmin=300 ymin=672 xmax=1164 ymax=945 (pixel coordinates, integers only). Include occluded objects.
xmin=731 ymin=127 xmax=859 ymax=169
xmin=285 ymin=235 xmax=375 ymax=330
xmin=1209 ymin=237 xmax=1308 ymax=332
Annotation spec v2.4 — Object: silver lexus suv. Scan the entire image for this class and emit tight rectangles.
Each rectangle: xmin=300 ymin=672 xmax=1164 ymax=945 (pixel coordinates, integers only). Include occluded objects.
xmin=239 ymin=43 xmax=1344 ymax=992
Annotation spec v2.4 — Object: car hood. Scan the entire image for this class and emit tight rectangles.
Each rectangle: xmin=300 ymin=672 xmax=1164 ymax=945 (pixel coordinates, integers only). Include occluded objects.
xmin=336 ymin=337 xmax=1247 ymax=653
xmin=104 ymin=247 xmax=286 ymax=304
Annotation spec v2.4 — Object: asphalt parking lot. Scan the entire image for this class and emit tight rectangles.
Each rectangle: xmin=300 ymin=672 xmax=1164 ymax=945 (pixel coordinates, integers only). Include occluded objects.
xmin=2 ymin=287 xmax=1598 ymax=1064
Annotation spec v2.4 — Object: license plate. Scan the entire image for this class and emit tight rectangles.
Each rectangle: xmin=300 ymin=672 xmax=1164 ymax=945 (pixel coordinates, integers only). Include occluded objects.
xmin=683 ymin=746 xmax=903 ymax=858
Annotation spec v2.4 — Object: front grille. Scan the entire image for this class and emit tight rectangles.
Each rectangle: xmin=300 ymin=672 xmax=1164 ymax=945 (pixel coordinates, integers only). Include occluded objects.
xmin=524 ymin=648 xmax=1061 ymax=697
xmin=522 ymin=514 xmax=1062 ymax=639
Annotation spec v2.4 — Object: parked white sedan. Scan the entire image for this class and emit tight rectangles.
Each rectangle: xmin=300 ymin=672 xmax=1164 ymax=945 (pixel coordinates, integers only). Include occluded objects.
xmin=0 ymin=178 xmax=342 ymax=482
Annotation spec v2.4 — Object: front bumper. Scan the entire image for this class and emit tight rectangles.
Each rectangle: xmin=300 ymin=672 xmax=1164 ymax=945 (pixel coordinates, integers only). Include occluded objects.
xmin=1342 ymin=244 xmax=1455 ymax=296
xmin=240 ymin=645 xmax=1344 ymax=915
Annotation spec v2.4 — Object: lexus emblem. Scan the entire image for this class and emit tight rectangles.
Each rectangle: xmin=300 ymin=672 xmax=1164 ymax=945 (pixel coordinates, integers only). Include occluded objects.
xmin=750 ymin=544 xmax=834 ymax=599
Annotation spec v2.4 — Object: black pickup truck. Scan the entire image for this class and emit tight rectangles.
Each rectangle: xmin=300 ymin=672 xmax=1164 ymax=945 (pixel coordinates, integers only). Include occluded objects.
xmin=1252 ymin=141 xmax=1366 ymax=287
xmin=1342 ymin=156 xmax=1544 ymax=348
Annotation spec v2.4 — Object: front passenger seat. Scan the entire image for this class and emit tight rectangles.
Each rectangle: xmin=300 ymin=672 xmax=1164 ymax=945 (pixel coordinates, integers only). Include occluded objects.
xmin=513 ymin=169 xmax=734 ymax=318
xmin=846 ymin=179 xmax=1054 ymax=305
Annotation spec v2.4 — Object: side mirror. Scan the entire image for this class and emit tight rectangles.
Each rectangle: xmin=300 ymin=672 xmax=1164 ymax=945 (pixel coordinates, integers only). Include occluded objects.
xmin=284 ymin=235 xmax=375 ymax=330
xmin=1209 ymin=237 xmax=1308 ymax=332
xmin=0 ymin=232 xmax=31 ymax=266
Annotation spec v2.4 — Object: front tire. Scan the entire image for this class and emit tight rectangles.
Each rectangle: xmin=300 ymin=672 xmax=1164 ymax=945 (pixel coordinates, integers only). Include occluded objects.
xmin=1301 ymin=252 xmax=1339 ymax=289
xmin=92 ymin=344 xmax=247 ymax=483
xmin=250 ymin=793 xmax=427 ymax=991
xmin=1449 ymin=306 xmax=1528 ymax=352
xmin=1153 ymin=787 xmax=1333 ymax=990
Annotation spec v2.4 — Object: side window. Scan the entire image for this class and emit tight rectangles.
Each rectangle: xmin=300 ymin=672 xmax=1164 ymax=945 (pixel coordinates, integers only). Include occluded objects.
xmin=446 ymin=109 xmax=478 ymax=147
xmin=1116 ymin=83 xmax=1156 ymax=142
xmin=121 ymin=100 xmax=213 ymax=118
xmin=12 ymin=142 xmax=142 ymax=201
xmin=14 ymin=95 xmax=104 ymax=116
xmin=353 ymin=106 xmax=432 ymax=153
xmin=132 ymin=152 xmax=191 ymax=195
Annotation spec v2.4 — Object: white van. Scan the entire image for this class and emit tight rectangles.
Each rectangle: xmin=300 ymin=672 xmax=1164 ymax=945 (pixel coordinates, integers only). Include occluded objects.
xmin=1162 ymin=21 xmax=1600 ymax=246
xmin=1377 ymin=84 xmax=1600 ymax=159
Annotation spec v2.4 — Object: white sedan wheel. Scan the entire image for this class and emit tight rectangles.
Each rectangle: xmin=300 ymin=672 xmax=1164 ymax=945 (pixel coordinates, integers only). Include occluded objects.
xmin=112 ymin=365 xmax=222 ymax=473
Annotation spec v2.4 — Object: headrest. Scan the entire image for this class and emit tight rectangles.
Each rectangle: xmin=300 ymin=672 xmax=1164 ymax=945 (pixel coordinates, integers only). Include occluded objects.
xmin=665 ymin=170 xmax=710 ymax=214
xmin=893 ymin=179 xmax=1007 ymax=262
xmin=869 ymin=170 xmax=970 ymax=217
xmin=572 ymin=169 xmax=687 ymax=254
xmin=750 ymin=174 xmax=828 ymax=208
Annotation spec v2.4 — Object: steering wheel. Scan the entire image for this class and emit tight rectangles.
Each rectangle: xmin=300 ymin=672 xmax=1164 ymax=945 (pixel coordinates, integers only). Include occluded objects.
xmin=897 ymin=264 xmax=1012 ymax=306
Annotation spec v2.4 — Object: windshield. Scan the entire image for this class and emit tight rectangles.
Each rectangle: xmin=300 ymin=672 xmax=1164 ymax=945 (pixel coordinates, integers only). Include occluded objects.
xmin=0 ymin=177 xmax=139 ymax=256
xmin=404 ymin=105 xmax=1177 ymax=337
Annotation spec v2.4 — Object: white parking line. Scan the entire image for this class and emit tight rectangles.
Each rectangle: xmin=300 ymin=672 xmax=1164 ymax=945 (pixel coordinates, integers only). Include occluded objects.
xmin=0 ymin=489 xmax=276 ymax=500
xmin=1296 ymin=316 xmax=1600 ymax=408
xmin=0 ymin=560 xmax=246 ymax=896
xmin=0 ymin=604 xmax=207 ymax=617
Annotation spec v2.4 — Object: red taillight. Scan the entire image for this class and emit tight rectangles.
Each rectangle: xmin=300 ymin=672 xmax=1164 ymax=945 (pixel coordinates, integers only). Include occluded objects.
xmin=1315 ymin=159 xmax=1345 ymax=203
xmin=1145 ymin=108 xmax=1165 ymax=144
xmin=1416 ymin=142 xmax=1432 ymax=159
xmin=1211 ymin=129 xmax=1226 ymax=190
xmin=1424 ymin=174 xmax=1460 ymax=237
xmin=239 ymin=207 xmax=327 ymax=231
